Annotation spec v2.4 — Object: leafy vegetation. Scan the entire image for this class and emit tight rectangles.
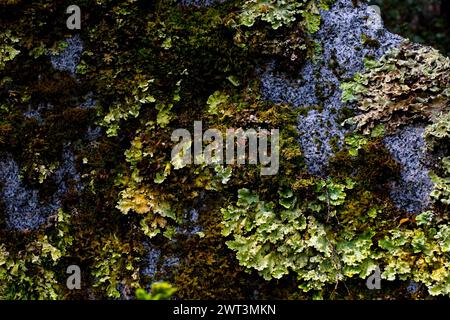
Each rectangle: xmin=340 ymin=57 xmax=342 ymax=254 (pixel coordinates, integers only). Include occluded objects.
xmin=342 ymin=41 xmax=450 ymax=134
xmin=0 ymin=0 xmax=450 ymax=300
xmin=425 ymin=112 xmax=450 ymax=206
xmin=371 ymin=0 xmax=450 ymax=56
xmin=222 ymin=184 xmax=450 ymax=295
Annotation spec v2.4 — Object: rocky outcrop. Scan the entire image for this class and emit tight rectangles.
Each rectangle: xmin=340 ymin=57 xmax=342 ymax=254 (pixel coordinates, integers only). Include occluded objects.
xmin=261 ymin=0 xmax=437 ymax=213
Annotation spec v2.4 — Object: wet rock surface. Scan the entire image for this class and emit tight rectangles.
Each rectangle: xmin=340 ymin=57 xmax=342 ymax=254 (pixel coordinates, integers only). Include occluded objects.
xmin=0 ymin=0 xmax=447 ymax=300
xmin=261 ymin=0 xmax=403 ymax=175
xmin=260 ymin=0 xmax=434 ymax=212
xmin=1 ymin=35 xmax=85 ymax=230
xmin=0 ymin=0 xmax=435 ymax=238
xmin=0 ymin=0 xmax=436 ymax=238
xmin=384 ymin=126 xmax=433 ymax=213
xmin=0 ymin=148 xmax=80 ymax=230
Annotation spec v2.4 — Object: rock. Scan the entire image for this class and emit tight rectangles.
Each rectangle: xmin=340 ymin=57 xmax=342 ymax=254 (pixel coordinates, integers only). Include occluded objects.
xmin=142 ymin=245 xmax=161 ymax=277
xmin=261 ymin=0 xmax=403 ymax=175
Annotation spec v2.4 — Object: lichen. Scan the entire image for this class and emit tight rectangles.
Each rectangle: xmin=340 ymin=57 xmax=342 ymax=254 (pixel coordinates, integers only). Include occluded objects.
xmin=49 ymin=35 xmax=83 ymax=75
xmin=343 ymin=41 xmax=450 ymax=134
xmin=1 ymin=0 xmax=450 ymax=301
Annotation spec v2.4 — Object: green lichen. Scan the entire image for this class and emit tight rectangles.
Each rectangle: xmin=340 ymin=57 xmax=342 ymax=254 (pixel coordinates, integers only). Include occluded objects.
xmin=1 ymin=0 xmax=450 ymax=301
xmin=222 ymin=183 xmax=450 ymax=296
xmin=0 ymin=30 xmax=20 ymax=70
xmin=135 ymin=282 xmax=177 ymax=300
xmin=238 ymin=0 xmax=303 ymax=30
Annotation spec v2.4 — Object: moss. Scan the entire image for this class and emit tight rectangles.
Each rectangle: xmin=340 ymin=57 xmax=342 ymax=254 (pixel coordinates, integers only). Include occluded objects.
xmin=361 ymin=33 xmax=381 ymax=49
xmin=342 ymin=41 xmax=450 ymax=134
xmin=162 ymin=196 xmax=301 ymax=299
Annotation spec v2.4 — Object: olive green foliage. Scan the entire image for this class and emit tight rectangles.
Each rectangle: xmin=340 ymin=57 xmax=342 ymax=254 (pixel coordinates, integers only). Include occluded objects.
xmin=100 ymin=78 xmax=156 ymax=137
xmin=239 ymin=0 xmax=303 ymax=30
xmin=377 ymin=219 xmax=450 ymax=296
xmin=222 ymin=184 xmax=372 ymax=293
xmin=238 ymin=0 xmax=330 ymax=32
xmin=222 ymin=185 xmax=450 ymax=295
xmin=232 ymin=0 xmax=333 ymax=68
xmin=222 ymin=188 xmax=348 ymax=291
xmin=0 ymin=0 xmax=156 ymax=299
xmin=344 ymin=133 xmax=368 ymax=157
xmin=425 ymin=112 xmax=450 ymax=150
xmin=342 ymin=41 xmax=450 ymax=134
xmin=91 ymin=234 xmax=140 ymax=298
xmin=330 ymin=36 xmax=450 ymax=296
xmin=0 ymin=0 xmax=311 ymax=299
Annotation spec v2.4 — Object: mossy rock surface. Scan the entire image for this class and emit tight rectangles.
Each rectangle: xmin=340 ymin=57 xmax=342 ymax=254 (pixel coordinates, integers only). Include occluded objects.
xmin=0 ymin=0 xmax=449 ymax=299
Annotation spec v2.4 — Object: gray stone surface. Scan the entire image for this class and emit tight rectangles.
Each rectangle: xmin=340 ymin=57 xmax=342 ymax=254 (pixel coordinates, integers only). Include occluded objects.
xmin=1 ymin=0 xmax=436 ymax=235
xmin=23 ymin=102 xmax=54 ymax=123
xmin=86 ymin=126 xmax=102 ymax=142
xmin=260 ymin=0 xmax=403 ymax=174
xmin=142 ymin=245 xmax=161 ymax=277
xmin=80 ymin=92 xmax=97 ymax=109
xmin=176 ymin=208 xmax=203 ymax=235
xmin=384 ymin=126 xmax=433 ymax=213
